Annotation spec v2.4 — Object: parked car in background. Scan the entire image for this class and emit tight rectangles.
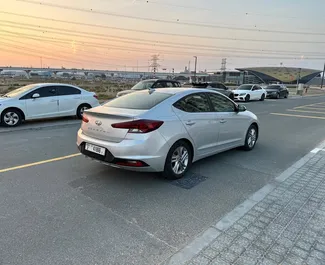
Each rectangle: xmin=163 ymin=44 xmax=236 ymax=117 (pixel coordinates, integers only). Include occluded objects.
xmin=0 ymin=83 xmax=99 ymax=127
xmin=265 ymin=84 xmax=289 ymax=99
xmin=191 ymin=82 xmax=235 ymax=100
xmin=78 ymin=88 xmax=259 ymax=180
xmin=233 ymin=84 xmax=266 ymax=102
xmin=116 ymin=79 xmax=181 ymax=97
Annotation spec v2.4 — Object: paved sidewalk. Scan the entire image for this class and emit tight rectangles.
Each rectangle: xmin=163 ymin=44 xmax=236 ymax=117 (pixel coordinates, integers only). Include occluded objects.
xmin=164 ymin=142 xmax=325 ymax=265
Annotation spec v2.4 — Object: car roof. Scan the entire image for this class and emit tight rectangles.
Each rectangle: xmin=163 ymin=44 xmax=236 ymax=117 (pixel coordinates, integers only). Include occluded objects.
xmin=142 ymin=79 xmax=180 ymax=82
xmin=139 ymin=87 xmax=213 ymax=95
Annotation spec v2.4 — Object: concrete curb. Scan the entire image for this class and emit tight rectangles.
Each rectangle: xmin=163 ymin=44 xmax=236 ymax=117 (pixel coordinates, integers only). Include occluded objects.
xmin=163 ymin=138 xmax=325 ymax=265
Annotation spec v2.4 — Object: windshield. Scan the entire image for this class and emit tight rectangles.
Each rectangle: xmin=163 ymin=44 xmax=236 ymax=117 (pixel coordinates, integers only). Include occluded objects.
xmin=266 ymin=85 xmax=281 ymax=90
xmin=104 ymin=91 xmax=172 ymax=110
xmin=131 ymin=80 xmax=156 ymax=90
xmin=4 ymin=84 xmax=38 ymax=98
xmin=237 ymin=85 xmax=253 ymax=91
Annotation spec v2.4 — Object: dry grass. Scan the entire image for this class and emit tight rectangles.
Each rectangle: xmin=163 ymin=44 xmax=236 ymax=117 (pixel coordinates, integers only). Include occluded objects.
xmin=0 ymin=78 xmax=134 ymax=99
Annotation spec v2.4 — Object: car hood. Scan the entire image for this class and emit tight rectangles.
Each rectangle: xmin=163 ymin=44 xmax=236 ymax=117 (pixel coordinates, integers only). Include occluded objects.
xmin=233 ymin=90 xmax=251 ymax=94
xmin=265 ymin=89 xmax=279 ymax=92
xmin=116 ymin=90 xmax=135 ymax=97
xmin=0 ymin=97 xmax=12 ymax=104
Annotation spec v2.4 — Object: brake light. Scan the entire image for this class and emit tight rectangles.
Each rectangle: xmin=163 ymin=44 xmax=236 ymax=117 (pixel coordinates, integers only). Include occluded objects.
xmin=115 ymin=160 xmax=147 ymax=167
xmin=82 ymin=115 xmax=89 ymax=123
xmin=93 ymin=94 xmax=98 ymax=99
xmin=111 ymin=119 xmax=164 ymax=133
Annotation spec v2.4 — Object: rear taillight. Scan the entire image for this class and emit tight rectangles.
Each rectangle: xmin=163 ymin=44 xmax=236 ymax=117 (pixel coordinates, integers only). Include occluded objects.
xmin=115 ymin=160 xmax=148 ymax=167
xmin=111 ymin=119 xmax=163 ymax=133
xmin=82 ymin=115 xmax=89 ymax=123
xmin=93 ymin=94 xmax=98 ymax=99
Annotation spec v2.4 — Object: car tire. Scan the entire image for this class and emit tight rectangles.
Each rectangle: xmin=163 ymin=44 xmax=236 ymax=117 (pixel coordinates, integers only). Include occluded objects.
xmin=245 ymin=95 xmax=250 ymax=102
xmin=229 ymin=93 xmax=234 ymax=100
xmin=163 ymin=140 xmax=192 ymax=180
xmin=276 ymin=93 xmax=280 ymax=99
xmin=260 ymin=94 xmax=265 ymax=101
xmin=242 ymin=124 xmax=258 ymax=151
xmin=77 ymin=104 xmax=91 ymax=119
xmin=284 ymin=93 xmax=288 ymax=99
xmin=1 ymin=108 xmax=22 ymax=127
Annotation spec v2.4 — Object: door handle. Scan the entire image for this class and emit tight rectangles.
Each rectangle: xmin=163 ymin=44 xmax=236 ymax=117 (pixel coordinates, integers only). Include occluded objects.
xmin=185 ymin=121 xmax=196 ymax=126
xmin=220 ymin=119 xmax=227 ymax=124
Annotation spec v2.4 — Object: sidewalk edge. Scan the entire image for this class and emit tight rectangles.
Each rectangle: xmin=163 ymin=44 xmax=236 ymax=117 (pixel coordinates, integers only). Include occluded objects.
xmin=163 ymin=139 xmax=325 ymax=265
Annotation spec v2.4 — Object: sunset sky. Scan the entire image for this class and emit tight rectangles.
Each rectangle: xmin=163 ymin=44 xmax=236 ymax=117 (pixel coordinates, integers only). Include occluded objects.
xmin=1 ymin=0 xmax=325 ymax=72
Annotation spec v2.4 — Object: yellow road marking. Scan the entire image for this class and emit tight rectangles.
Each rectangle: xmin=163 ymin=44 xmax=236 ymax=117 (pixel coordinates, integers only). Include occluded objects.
xmin=270 ymin=113 xmax=325 ymax=120
xmin=0 ymin=153 xmax=81 ymax=173
xmin=288 ymin=109 xmax=325 ymax=114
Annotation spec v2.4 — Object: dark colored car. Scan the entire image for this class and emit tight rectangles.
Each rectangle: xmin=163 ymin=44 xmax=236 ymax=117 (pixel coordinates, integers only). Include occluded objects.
xmin=116 ymin=79 xmax=181 ymax=97
xmin=192 ymin=82 xmax=234 ymax=100
xmin=265 ymin=84 xmax=289 ymax=99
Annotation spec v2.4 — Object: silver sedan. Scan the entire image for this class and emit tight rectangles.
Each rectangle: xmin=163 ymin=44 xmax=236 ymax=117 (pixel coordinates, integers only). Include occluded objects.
xmin=77 ymin=88 xmax=259 ymax=179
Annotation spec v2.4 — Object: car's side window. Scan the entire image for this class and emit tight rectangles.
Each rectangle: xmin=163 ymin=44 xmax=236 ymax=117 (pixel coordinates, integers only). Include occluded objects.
xmin=165 ymin=82 xmax=175 ymax=88
xmin=219 ymin=84 xmax=227 ymax=90
xmin=20 ymin=86 xmax=57 ymax=100
xmin=209 ymin=93 xmax=236 ymax=112
xmin=173 ymin=93 xmax=211 ymax=113
xmin=57 ymin=86 xmax=81 ymax=96
xmin=152 ymin=82 xmax=164 ymax=88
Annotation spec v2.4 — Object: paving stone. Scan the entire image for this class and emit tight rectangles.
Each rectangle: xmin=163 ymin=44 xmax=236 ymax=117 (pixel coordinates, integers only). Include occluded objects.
xmin=188 ymin=254 xmax=210 ymax=265
xmin=257 ymin=257 xmax=278 ymax=265
xmin=265 ymin=251 xmax=284 ymax=263
xmin=277 ymin=237 xmax=295 ymax=249
xmin=290 ymin=246 xmax=309 ymax=259
xmin=242 ymin=214 xmax=257 ymax=223
xmin=228 ymin=244 xmax=245 ymax=256
xmin=236 ymin=218 xmax=252 ymax=228
xmin=242 ymin=231 xmax=258 ymax=241
xmin=295 ymin=240 xmax=313 ymax=251
xmin=310 ymin=249 xmax=325 ymax=260
xmin=244 ymin=244 xmax=264 ymax=259
xmin=219 ymin=250 xmax=238 ymax=263
xmin=270 ymin=243 xmax=289 ymax=256
xmin=233 ymin=255 xmax=258 ymax=265
xmin=285 ymin=253 xmax=306 ymax=265
xmin=306 ymin=256 xmax=325 ymax=265
xmin=232 ymin=223 xmax=246 ymax=232
xmin=248 ymin=225 xmax=263 ymax=235
xmin=209 ymin=256 xmax=229 ymax=265
xmin=210 ymin=238 xmax=229 ymax=253
xmin=201 ymin=247 xmax=218 ymax=260
xmin=314 ymin=243 xmax=325 ymax=252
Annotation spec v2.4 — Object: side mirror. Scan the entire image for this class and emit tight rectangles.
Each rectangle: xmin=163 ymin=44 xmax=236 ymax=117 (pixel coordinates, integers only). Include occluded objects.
xmin=237 ymin=104 xmax=246 ymax=112
xmin=32 ymin=93 xmax=40 ymax=98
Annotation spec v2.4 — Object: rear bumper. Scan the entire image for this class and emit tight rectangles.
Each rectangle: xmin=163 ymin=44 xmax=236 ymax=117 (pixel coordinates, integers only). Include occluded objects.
xmin=266 ymin=94 xmax=277 ymax=98
xmin=77 ymin=129 xmax=169 ymax=172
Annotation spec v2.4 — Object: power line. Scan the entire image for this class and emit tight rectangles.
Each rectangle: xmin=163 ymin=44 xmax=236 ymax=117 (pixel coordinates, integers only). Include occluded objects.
xmin=1 ymin=11 xmax=324 ymax=45
xmin=15 ymin=0 xmax=325 ymax=36
xmin=2 ymin=27 xmax=325 ymax=62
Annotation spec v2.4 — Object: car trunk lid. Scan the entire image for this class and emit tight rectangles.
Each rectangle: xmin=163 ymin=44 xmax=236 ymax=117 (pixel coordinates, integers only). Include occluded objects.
xmin=81 ymin=106 xmax=146 ymax=143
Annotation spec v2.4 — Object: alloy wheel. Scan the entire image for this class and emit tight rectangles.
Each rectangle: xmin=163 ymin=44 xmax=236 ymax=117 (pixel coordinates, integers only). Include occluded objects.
xmin=171 ymin=146 xmax=189 ymax=175
xmin=3 ymin=112 xmax=19 ymax=126
xmin=247 ymin=128 xmax=257 ymax=148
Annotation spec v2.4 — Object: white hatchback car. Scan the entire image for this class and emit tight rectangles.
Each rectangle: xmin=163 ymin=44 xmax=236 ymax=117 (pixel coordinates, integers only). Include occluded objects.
xmin=233 ymin=84 xmax=267 ymax=102
xmin=0 ymin=83 xmax=99 ymax=126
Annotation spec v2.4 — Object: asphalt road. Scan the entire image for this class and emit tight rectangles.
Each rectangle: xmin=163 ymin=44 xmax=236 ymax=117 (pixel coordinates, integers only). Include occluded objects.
xmin=1 ymin=95 xmax=325 ymax=265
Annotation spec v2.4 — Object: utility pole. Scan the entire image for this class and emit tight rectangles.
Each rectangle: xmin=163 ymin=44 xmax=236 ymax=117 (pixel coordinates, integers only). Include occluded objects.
xmin=149 ymin=54 xmax=161 ymax=78
xmin=40 ymin=57 xmax=43 ymax=68
xmin=221 ymin=58 xmax=227 ymax=71
xmin=194 ymin=56 xmax=197 ymax=82
xmin=321 ymin=63 xmax=325 ymax=89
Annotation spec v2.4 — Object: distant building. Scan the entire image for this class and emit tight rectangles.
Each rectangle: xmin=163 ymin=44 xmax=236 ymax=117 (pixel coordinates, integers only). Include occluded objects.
xmin=236 ymin=67 xmax=322 ymax=84
xmin=206 ymin=70 xmax=259 ymax=85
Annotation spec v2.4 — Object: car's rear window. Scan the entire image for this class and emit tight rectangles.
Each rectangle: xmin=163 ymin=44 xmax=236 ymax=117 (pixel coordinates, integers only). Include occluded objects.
xmin=104 ymin=91 xmax=172 ymax=110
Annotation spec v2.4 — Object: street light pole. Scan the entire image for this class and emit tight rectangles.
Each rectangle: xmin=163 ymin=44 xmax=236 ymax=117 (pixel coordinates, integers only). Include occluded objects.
xmin=194 ymin=56 xmax=197 ymax=82
xmin=321 ymin=63 xmax=325 ymax=89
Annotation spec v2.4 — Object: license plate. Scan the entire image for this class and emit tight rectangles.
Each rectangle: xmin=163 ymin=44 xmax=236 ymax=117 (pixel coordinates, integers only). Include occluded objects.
xmin=85 ymin=143 xmax=106 ymax=156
